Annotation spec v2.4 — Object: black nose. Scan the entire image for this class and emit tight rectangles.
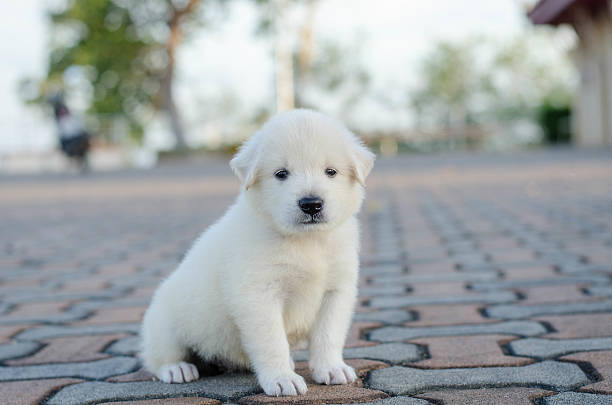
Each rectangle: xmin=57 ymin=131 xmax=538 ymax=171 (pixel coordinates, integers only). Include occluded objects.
xmin=298 ymin=196 xmax=324 ymax=216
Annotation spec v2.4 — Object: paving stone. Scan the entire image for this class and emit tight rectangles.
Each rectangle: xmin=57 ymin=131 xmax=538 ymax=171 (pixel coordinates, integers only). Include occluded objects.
xmin=416 ymin=387 xmax=552 ymax=405
xmin=412 ymin=335 xmax=531 ymax=368
xmin=238 ymin=384 xmax=387 ymax=404
xmin=519 ymin=285 xmax=592 ymax=304
xmin=0 ymin=341 xmax=40 ymax=361
xmin=0 ymin=356 xmax=138 ymax=381
xmin=0 ymin=325 xmax=30 ymax=344
xmin=561 ymin=351 xmax=612 ymax=393
xmin=587 ymin=286 xmax=612 ymax=296
xmin=346 ymin=322 xmax=381 ymax=347
xmin=407 ymin=282 xmax=468 ymax=296
xmin=15 ymin=323 xmax=140 ymax=340
xmin=47 ymin=375 xmax=261 ymax=405
xmin=368 ymin=291 xmax=516 ymax=309
xmin=502 ymin=266 xmax=558 ymax=280
xmin=333 ymin=398 xmax=430 ymax=405
xmin=105 ymin=335 xmax=140 ymax=356
xmin=292 ymin=343 xmax=422 ymax=364
xmin=470 ymin=275 xmax=607 ymax=290
xmin=360 ymin=264 xmax=406 ymax=277
xmin=485 ymin=300 xmax=612 ymax=319
xmin=368 ymin=360 xmax=589 ymax=395
xmin=4 ymin=300 xmax=73 ymax=317
xmin=557 ymin=264 xmax=612 ymax=274
xmin=6 ymin=288 xmax=129 ymax=304
xmin=7 ymin=334 xmax=128 ymax=365
xmin=0 ymin=378 xmax=82 ymax=405
xmin=538 ymin=313 xmax=612 ymax=338
xmin=0 ymin=306 xmax=91 ymax=325
xmin=354 ymin=310 xmax=415 ymax=324
xmin=408 ymin=304 xmax=495 ymax=326
xmin=345 ymin=398 xmax=431 ymax=405
xmin=100 ymin=399 xmax=221 ymax=405
xmin=106 ymin=367 xmax=156 ymax=382
xmin=370 ymin=272 xmax=498 ymax=286
xmin=508 ymin=337 xmax=612 ymax=359
xmin=343 ymin=343 xmax=424 ymax=364
xmin=541 ymin=392 xmax=612 ymax=405
xmin=369 ymin=321 xmax=546 ymax=342
xmin=359 ymin=285 xmax=408 ymax=296
xmin=74 ymin=306 xmax=146 ymax=325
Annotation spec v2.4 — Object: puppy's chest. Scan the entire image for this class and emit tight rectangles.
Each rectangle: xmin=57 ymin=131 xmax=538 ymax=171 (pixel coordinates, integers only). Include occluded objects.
xmin=275 ymin=241 xmax=338 ymax=335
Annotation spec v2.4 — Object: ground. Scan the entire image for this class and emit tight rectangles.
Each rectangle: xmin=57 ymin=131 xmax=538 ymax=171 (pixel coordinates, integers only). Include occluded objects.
xmin=1 ymin=149 xmax=612 ymax=405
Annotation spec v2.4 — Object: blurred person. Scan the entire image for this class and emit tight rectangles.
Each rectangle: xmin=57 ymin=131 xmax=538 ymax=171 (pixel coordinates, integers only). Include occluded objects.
xmin=50 ymin=93 xmax=90 ymax=171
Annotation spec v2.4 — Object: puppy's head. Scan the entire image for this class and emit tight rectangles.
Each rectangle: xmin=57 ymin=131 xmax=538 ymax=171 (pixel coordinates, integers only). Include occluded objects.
xmin=231 ymin=109 xmax=375 ymax=235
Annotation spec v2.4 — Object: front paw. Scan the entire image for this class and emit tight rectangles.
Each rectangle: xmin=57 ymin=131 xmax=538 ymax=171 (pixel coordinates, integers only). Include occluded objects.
xmin=310 ymin=362 xmax=357 ymax=385
xmin=259 ymin=370 xmax=308 ymax=396
xmin=157 ymin=362 xmax=199 ymax=383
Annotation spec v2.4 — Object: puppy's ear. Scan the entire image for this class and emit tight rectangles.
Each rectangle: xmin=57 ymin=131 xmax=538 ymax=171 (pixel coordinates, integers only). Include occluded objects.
xmin=230 ymin=134 xmax=261 ymax=190
xmin=349 ymin=135 xmax=376 ymax=187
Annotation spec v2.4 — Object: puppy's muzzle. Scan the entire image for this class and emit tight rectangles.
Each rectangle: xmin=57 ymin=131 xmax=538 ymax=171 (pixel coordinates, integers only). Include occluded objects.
xmin=298 ymin=196 xmax=324 ymax=216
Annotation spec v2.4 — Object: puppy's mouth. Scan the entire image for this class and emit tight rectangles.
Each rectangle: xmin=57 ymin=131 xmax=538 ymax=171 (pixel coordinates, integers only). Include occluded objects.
xmin=297 ymin=213 xmax=326 ymax=225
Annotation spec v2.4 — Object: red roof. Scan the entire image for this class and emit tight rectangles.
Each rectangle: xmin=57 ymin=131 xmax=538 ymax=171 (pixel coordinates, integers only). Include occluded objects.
xmin=528 ymin=0 xmax=578 ymax=25
xmin=529 ymin=0 xmax=609 ymax=25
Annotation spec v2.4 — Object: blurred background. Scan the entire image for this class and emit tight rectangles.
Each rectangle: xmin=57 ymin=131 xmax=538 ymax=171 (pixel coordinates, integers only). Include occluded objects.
xmin=1 ymin=0 xmax=610 ymax=173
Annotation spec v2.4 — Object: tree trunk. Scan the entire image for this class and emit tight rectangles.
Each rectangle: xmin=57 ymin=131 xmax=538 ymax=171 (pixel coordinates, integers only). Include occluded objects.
xmin=295 ymin=0 xmax=318 ymax=107
xmin=162 ymin=0 xmax=201 ymax=150
xmin=274 ymin=0 xmax=295 ymax=112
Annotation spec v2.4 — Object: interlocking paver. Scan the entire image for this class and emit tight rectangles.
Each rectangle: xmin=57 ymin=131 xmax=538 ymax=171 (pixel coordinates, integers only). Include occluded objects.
xmin=369 ymin=321 xmax=547 ymax=341
xmin=0 ymin=356 xmax=139 ymax=381
xmin=2 ymin=151 xmax=612 ymax=404
xmin=353 ymin=310 xmax=415 ymax=324
xmin=561 ymin=351 xmax=612 ymax=393
xmin=0 ymin=341 xmax=40 ymax=361
xmin=99 ymin=399 xmax=220 ymax=405
xmin=15 ymin=324 xmax=140 ymax=340
xmin=407 ymin=304 xmax=495 ymax=326
xmin=469 ymin=275 xmax=607 ymax=290
xmin=541 ymin=392 xmax=612 ymax=405
xmin=6 ymin=334 xmax=128 ymax=365
xmin=508 ymin=337 xmax=612 ymax=359
xmin=343 ymin=343 xmax=424 ymax=364
xmin=368 ymin=291 xmax=516 ymax=309
xmin=485 ymin=300 xmax=612 ymax=319
xmin=416 ymin=387 xmax=552 ymax=405
xmin=0 ymin=378 xmax=82 ymax=405
xmin=337 ymin=399 xmax=430 ymax=405
xmin=368 ymin=361 xmax=589 ymax=395
xmin=46 ymin=376 xmax=261 ymax=405
xmin=292 ymin=343 xmax=423 ymax=364
xmin=411 ymin=335 xmax=531 ymax=368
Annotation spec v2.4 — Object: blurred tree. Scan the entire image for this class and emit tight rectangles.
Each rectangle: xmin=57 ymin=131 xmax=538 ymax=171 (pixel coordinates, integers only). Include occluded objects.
xmin=410 ymin=40 xmax=481 ymax=135
xmin=410 ymin=33 xmax=575 ymax=144
xmin=252 ymin=0 xmax=370 ymax=122
xmin=23 ymin=0 xmax=224 ymax=148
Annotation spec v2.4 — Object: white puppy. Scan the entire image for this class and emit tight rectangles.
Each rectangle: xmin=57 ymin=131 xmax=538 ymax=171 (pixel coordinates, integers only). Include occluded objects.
xmin=140 ymin=109 xmax=375 ymax=396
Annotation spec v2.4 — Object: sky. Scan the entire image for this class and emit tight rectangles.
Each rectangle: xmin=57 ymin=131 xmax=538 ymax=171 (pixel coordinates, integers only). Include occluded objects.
xmin=0 ymin=0 xmax=564 ymax=153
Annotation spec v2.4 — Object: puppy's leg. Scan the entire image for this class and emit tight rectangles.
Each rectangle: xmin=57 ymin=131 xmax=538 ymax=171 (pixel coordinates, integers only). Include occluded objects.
xmin=234 ymin=292 xmax=307 ymax=396
xmin=308 ymin=288 xmax=357 ymax=385
xmin=141 ymin=307 xmax=199 ymax=383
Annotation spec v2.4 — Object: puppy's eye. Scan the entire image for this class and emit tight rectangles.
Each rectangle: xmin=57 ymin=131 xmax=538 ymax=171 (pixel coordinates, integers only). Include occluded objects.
xmin=325 ymin=168 xmax=337 ymax=178
xmin=274 ymin=169 xmax=289 ymax=180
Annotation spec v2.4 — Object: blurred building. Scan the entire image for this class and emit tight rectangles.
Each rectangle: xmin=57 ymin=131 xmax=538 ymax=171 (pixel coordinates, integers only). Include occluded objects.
xmin=530 ymin=0 xmax=612 ymax=147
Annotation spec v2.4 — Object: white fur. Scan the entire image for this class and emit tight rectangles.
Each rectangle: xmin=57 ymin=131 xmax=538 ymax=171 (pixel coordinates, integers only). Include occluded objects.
xmin=140 ymin=109 xmax=375 ymax=396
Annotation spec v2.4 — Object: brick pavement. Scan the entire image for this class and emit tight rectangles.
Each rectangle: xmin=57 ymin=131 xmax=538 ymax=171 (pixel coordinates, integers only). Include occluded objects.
xmin=0 ymin=149 xmax=611 ymax=404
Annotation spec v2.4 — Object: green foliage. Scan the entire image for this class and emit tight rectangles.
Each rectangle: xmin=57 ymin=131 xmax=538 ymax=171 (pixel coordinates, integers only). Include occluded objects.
xmin=411 ymin=31 xmax=576 ymax=143
xmin=25 ymin=0 xmax=223 ymax=144
xmin=538 ymin=101 xmax=572 ymax=144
